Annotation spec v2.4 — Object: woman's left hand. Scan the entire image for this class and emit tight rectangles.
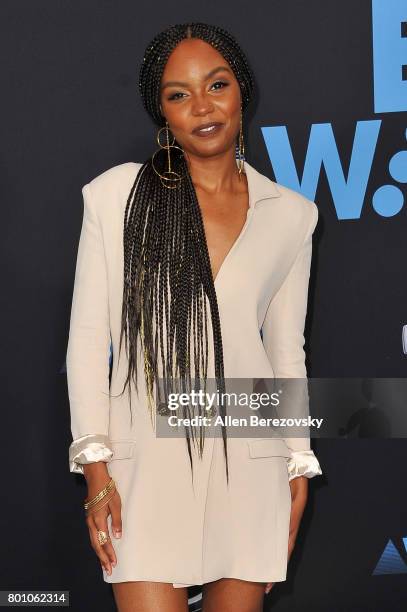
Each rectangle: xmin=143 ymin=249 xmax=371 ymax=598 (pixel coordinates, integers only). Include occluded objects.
xmin=264 ymin=476 xmax=309 ymax=595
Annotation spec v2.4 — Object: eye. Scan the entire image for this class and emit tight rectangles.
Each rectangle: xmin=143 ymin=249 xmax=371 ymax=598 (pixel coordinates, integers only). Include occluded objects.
xmin=167 ymin=80 xmax=230 ymax=101
xmin=210 ymin=80 xmax=229 ymax=91
xmin=167 ymin=91 xmax=185 ymax=101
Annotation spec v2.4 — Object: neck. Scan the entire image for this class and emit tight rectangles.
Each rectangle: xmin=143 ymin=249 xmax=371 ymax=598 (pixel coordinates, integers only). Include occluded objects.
xmin=186 ymin=150 xmax=245 ymax=195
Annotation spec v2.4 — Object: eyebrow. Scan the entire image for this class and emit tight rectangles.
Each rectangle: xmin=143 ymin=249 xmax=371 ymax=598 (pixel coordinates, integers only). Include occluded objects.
xmin=161 ymin=65 xmax=232 ymax=91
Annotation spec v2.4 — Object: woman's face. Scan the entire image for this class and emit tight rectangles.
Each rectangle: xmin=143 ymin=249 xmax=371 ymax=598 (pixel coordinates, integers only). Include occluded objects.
xmin=159 ymin=38 xmax=242 ymax=159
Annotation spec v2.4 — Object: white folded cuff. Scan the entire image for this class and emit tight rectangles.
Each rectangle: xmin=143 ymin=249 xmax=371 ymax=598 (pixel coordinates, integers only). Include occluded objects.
xmin=287 ymin=450 xmax=323 ymax=482
xmin=69 ymin=434 xmax=113 ymax=475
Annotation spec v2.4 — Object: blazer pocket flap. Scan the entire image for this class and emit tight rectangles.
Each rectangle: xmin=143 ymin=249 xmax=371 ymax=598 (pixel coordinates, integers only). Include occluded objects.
xmin=247 ymin=438 xmax=292 ymax=459
xmin=110 ymin=440 xmax=135 ymax=460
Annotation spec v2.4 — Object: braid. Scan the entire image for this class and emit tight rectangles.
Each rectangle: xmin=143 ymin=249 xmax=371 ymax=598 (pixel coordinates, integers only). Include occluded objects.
xmin=113 ymin=22 xmax=255 ymax=486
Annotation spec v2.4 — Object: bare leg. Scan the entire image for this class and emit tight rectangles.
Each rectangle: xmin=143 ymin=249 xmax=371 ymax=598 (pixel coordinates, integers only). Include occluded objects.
xmin=112 ymin=581 xmax=189 ymax=612
xmin=202 ymin=578 xmax=266 ymax=612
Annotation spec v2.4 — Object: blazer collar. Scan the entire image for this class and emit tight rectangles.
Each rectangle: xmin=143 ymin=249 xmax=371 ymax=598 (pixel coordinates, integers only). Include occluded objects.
xmin=237 ymin=159 xmax=281 ymax=208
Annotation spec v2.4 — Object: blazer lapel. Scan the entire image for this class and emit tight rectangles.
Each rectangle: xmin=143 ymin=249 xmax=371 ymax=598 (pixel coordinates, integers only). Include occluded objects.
xmin=242 ymin=160 xmax=281 ymax=207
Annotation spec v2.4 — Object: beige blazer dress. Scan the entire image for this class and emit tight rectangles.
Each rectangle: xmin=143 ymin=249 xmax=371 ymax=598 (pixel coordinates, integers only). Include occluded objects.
xmin=66 ymin=159 xmax=323 ymax=587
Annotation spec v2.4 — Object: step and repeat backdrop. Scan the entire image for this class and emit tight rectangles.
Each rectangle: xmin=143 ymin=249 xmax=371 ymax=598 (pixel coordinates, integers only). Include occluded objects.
xmin=1 ymin=1 xmax=406 ymax=611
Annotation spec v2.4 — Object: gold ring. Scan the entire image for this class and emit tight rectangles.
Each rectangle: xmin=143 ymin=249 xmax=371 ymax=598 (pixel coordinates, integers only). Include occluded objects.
xmin=97 ymin=530 xmax=110 ymax=546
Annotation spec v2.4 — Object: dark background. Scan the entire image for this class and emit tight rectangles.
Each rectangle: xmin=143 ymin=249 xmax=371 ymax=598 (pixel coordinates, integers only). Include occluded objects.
xmin=1 ymin=1 xmax=406 ymax=610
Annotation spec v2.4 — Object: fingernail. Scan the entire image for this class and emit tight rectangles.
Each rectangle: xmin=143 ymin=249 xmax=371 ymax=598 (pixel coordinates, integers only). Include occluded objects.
xmin=114 ymin=530 xmax=122 ymax=538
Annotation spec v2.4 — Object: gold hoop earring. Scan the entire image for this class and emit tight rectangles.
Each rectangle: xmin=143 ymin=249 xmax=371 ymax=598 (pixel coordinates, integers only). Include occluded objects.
xmin=151 ymin=121 xmax=186 ymax=189
xmin=236 ymin=106 xmax=246 ymax=177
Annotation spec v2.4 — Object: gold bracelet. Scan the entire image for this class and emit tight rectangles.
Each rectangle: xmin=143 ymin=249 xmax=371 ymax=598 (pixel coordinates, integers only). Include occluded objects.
xmin=85 ymin=490 xmax=116 ymax=518
xmin=84 ymin=478 xmax=115 ymax=510
xmin=84 ymin=479 xmax=115 ymax=510
xmin=83 ymin=477 xmax=114 ymax=507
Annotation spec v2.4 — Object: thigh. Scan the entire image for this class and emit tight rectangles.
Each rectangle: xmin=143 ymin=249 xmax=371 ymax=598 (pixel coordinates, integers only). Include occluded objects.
xmin=202 ymin=578 xmax=266 ymax=612
xmin=112 ymin=581 xmax=189 ymax=612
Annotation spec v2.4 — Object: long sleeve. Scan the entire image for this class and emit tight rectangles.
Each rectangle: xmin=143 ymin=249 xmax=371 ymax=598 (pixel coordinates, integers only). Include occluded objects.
xmin=66 ymin=182 xmax=113 ymax=475
xmin=261 ymin=202 xmax=322 ymax=482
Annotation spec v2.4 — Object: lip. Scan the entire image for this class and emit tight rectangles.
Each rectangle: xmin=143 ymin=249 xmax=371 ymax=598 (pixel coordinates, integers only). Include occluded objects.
xmin=192 ymin=121 xmax=224 ymax=137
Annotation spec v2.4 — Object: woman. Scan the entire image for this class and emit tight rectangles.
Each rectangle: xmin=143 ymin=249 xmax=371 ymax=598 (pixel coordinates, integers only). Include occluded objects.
xmin=66 ymin=22 xmax=322 ymax=612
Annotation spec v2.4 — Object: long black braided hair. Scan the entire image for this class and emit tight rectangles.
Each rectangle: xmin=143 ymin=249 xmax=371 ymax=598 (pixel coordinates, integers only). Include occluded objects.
xmin=115 ymin=23 xmax=255 ymax=485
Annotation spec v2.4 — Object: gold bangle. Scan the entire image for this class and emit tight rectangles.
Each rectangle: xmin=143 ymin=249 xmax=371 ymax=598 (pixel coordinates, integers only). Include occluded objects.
xmin=84 ymin=478 xmax=115 ymax=510
xmin=85 ymin=490 xmax=116 ymax=518
xmin=84 ymin=477 xmax=114 ymax=507
xmin=84 ymin=480 xmax=115 ymax=510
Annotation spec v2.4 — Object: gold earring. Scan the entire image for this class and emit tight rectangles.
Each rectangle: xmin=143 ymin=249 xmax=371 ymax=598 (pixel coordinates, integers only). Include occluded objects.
xmin=236 ymin=106 xmax=246 ymax=177
xmin=151 ymin=121 xmax=186 ymax=189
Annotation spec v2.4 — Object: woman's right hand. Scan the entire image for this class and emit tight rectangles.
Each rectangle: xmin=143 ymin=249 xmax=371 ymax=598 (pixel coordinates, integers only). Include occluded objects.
xmin=83 ymin=462 xmax=123 ymax=576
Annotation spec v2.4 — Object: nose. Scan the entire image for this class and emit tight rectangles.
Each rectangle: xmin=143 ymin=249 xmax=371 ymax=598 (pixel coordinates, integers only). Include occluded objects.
xmin=191 ymin=92 xmax=214 ymax=116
